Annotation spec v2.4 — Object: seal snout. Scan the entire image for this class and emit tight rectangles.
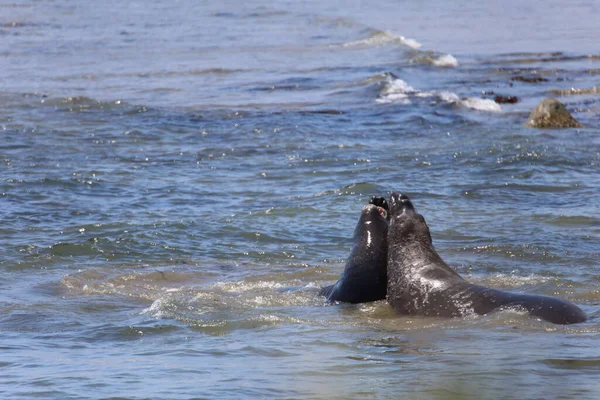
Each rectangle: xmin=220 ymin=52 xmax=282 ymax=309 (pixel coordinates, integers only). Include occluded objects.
xmin=389 ymin=192 xmax=415 ymax=215
xmin=363 ymin=203 xmax=388 ymax=219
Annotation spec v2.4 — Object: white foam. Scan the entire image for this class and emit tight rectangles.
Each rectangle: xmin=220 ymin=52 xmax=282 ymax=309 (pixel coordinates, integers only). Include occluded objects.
xmin=436 ymin=91 xmax=501 ymax=112
xmin=213 ymin=280 xmax=287 ymax=293
xmin=342 ymin=30 xmax=421 ymax=49
xmin=437 ymin=91 xmax=460 ymax=103
xmin=342 ymin=31 xmax=393 ymax=47
xmin=399 ymin=36 xmax=422 ymax=49
xmin=375 ymin=93 xmax=411 ymax=104
xmin=383 ymin=78 xmax=416 ymax=95
xmin=142 ymin=298 xmax=168 ymax=318
xmin=377 ymin=77 xmax=416 ymax=103
xmin=376 ymin=77 xmax=501 ymax=112
xmin=433 ymin=54 xmax=459 ymax=67
xmin=414 ymin=91 xmax=433 ymax=98
xmin=460 ymin=97 xmax=502 ymax=112
xmin=256 ymin=314 xmax=285 ymax=323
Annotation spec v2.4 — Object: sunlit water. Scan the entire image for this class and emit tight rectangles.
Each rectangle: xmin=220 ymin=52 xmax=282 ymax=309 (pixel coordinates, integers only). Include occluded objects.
xmin=1 ymin=0 xmax=599 ymax=398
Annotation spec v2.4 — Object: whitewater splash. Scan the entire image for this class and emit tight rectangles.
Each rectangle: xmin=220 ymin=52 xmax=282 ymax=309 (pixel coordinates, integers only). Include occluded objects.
xmin=410 ymin=53 xmax=459 ymax=67
xmin=376 ymin=74 xmax=501 ymax=112
xmin=433 ymin=54 xmax=459 ymax=67
xmin=375 ymin=77 xmax=417 ymax=104
xmin=342 ymin=30 xmax=422 ymax=49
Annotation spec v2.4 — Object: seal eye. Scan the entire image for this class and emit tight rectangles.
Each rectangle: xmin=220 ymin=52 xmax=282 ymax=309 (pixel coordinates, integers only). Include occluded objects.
xmin=377 ymin=207 xmax=387 ymax=219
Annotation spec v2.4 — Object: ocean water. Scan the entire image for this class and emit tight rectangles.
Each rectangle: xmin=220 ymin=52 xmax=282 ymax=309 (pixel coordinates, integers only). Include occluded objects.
xmin=1 ymin=0 xmax=599 ymax=398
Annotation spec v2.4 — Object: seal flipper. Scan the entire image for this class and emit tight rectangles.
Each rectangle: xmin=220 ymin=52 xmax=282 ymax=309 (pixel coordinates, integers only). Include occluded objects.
xmin=497 ymin=293 xmax=587 ymax=325
xmin=460 ymin=285 xmax=587 ymax=324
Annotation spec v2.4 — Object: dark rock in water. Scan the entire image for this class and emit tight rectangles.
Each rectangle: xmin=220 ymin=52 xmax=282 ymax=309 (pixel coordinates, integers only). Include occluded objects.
xmin=525 ymin=98 xmax=583 ymax=128
xmin=301 ymin=109 xmax=344 ymax=115
xmin=511 ymin=75 xmax=549 ymax=83
xmin=494 ymin=95 xmax=519 ymax=104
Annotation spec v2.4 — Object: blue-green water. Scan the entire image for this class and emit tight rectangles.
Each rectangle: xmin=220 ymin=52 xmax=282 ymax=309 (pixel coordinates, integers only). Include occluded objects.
xmin=1 ymin=1 xmax=599 ymax=398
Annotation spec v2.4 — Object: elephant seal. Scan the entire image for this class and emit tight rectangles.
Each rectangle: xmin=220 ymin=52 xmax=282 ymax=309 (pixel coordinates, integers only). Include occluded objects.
xmin=320 ymin=197 xmax=389 ymax=303
xmin=386 ymin=192 xmax=587 ymax=325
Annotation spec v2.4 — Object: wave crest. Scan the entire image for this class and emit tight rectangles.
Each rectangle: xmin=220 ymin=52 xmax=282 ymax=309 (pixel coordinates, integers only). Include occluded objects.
xmin=341 ymin=30 xmax=421 ymax=49
xmin=376 ymin=75 xmax=501 ymax=111
xmin=411 ymin=54 xmax=459 ymax=67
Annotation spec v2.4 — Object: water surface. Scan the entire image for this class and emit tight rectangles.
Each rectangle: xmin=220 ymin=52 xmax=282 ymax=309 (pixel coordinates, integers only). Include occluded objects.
xmin=1 ymin=0 xmax=600 ymax=398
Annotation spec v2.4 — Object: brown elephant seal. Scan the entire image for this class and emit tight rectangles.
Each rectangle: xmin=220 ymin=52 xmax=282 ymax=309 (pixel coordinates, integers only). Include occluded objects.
xmin=386 ymin=192 xmax=587 ymax=325
xmin=320 ymin=197 xmax=389 ymax=303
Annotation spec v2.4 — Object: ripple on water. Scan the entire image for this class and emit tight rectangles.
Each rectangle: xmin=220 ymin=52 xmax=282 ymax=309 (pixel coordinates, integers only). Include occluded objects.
xmin=540 ymin=358 xmax=600 ymax=370
xmin=532 ymin=214 xmax=600 ymax=228
xmin=1 ymin=2 xmax=600 ymax=398
xmin=314 ymin=182 xmax=384 ymax=197
xmin=455 ymin=243 xmax=562 ymax=262
xmin=57 ymin=261 xmax=600 ymax=341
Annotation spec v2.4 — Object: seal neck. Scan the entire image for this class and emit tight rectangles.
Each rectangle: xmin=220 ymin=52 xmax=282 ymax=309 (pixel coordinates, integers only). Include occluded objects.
xmin=388 ymin=226 xmax=463 ymax=282
xmin=389 ymin=239 xmax=444 ymax=270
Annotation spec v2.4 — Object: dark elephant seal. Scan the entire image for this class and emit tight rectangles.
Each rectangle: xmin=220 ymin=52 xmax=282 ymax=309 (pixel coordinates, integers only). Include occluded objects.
xmin=386 ymin=192 xmax=587 ymax=325
xmin=320 ymin=197 xmax=389 ymax=303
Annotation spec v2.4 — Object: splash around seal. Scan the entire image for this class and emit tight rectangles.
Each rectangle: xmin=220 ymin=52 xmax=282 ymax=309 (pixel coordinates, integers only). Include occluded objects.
xmin=320 ymin=197 xmax=390 ymax=303
xmin=386 ymin=192 xmax=587 ymax=325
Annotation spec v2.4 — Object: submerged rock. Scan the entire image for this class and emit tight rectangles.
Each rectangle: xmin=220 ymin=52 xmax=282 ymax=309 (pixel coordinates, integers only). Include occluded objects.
xmin=511 ymin=75 xmax=549 ymax=83
xmin=525 ymin=98 xmax=583 ymax=128
xmin=494 ymin=95 xmax=519 ymax=104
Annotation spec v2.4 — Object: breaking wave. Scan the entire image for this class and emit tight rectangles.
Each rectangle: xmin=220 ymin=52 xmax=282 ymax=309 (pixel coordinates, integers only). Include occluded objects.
xmin=411 ymin=53 xmax=459 ymax=67
xmin=376 ymin=74 xmax=501 ymax=111
xmin=341 ymin=30 xmax=421 ymax=49
xmin=375 ymin=76 xmax=416 ymax=104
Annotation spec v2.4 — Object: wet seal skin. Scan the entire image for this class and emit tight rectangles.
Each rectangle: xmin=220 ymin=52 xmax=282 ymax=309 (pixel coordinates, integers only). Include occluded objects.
xmin=386 ymin=192 xmax=587 ymax=325
xmin=320 ymin=197 xmax=390 ymax=303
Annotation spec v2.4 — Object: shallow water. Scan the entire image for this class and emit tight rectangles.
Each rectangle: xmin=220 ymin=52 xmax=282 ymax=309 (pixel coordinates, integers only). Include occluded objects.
xmin=1 ymin=0 xmax=600 ymax=398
